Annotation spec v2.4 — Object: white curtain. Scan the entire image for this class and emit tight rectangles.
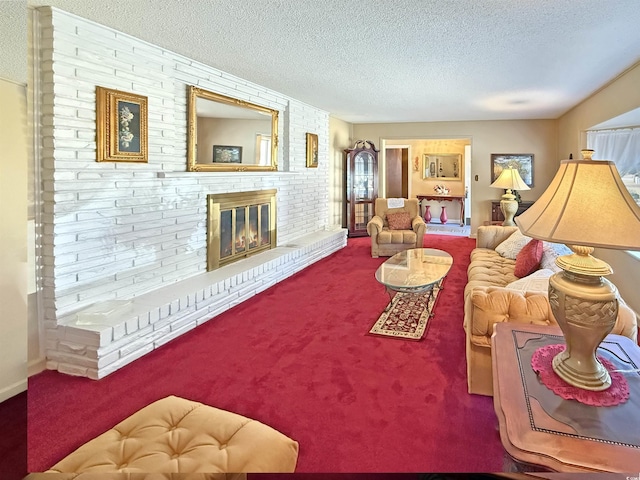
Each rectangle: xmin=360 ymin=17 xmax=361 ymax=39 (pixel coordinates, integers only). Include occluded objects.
xmin=586 ymin=128 xmax=640 ymax=175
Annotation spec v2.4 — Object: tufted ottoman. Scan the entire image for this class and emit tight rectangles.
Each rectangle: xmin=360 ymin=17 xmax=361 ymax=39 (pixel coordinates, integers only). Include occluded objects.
xmin=42 ymin=396 xmax=299 ymax=474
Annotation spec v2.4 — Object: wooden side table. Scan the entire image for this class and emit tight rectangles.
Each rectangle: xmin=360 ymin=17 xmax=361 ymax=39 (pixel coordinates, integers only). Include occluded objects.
xmin=417 ymin=194 xmax=465 ymax=226
xmin=492 ymin=322 xmax=640 ymax=473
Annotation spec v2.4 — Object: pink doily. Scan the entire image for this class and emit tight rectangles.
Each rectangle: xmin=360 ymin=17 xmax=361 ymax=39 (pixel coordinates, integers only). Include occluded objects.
xmin=531 ymin=344 xmax=629 ymax=406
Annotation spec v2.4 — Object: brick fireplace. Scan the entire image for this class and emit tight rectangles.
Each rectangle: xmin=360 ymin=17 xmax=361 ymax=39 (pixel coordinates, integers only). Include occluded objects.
xmin=35 ymin=8 xmax=347 ymax=379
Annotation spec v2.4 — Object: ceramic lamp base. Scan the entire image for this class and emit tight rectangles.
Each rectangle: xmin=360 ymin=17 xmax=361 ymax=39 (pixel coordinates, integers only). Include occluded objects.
xmin=548 ymin=268 xmax=619 ymax=391
xmin=500 ymin=197 xmax=518 ymax=226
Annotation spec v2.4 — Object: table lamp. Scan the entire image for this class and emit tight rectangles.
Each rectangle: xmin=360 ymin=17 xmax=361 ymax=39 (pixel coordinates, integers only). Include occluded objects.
xmin=516 ymin=149 xmax=640 ymax=391
xmin=490 ymin=166 xmax=530 ymax=226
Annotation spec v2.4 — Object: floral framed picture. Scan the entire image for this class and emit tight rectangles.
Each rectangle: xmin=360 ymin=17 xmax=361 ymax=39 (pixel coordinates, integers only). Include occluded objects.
xmin=306 ymin=132 xmax=318 ymax=168
xmin=213 ymin=145 xmax=242 ymax=163
xmin=490 ymin=153 xmax=534 ymax=187
xmin=96 ymin=86 xmax=148 ymax=162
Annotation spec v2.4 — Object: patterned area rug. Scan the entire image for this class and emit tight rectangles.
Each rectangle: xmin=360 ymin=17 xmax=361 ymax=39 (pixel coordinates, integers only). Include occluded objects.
xmin=368 ymin=284 xmax=442 ymax=341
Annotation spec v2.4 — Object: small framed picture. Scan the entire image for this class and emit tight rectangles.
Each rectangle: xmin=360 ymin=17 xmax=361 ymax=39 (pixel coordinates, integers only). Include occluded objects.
xmin=306 ymin=132 xmax=318 ymax=168
xmin=96 ymin=86 xmax=148 ymax=163
xmin=213 ymin=145 xmax=243 ymax=163
xmin=491 ymin=154 xmax=534 ymax=187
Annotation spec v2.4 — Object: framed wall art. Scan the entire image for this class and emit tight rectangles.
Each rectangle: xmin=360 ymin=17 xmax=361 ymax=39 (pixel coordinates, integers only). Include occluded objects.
xmin=306 ymin=132 xmax=318 ymax=168
xmin=213 ymin=145 xmax=243 ymax=163
xmin=96 ymin=86 xmax=148 ymax=163
xmin=491 ymin=153 xmax=534 ymax=187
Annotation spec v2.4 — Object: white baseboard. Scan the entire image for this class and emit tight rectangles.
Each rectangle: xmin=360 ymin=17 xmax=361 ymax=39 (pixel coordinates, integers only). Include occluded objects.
xmin=28 ymin=357 xmax=47 ymax=377
xmin=0 ymin=379 xmax=27 ymax=403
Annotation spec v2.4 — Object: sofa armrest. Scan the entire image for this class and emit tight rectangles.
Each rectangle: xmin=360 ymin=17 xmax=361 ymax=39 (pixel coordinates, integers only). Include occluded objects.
xmin=465 ymin=286 xmax=554 ymax=347
xmin=411 ymin=216 xmax=426 ymax=235
xmin=616 ymin=298 xmax=638 ymax=343
xmin=476 ymin=225 xmax=518 ymax=250
xmin=464 ymin=285 xmax=639 ymax=348
xmin=367 ymin=215 xmax=384 ymax=236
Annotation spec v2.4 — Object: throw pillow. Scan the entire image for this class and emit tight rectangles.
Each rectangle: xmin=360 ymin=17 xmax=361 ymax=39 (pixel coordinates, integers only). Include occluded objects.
xmin=495 ymin=229 xmax=533 ymax=259
xmin=506 ymin=269 xmax=554 ymax=293
xmin=540 ymin=242 xmax=573 ymax=271
xmin=514 ymin=239 xmax=543 ymax=277
xmin=386 ymin=212 xmax=412 ymax=230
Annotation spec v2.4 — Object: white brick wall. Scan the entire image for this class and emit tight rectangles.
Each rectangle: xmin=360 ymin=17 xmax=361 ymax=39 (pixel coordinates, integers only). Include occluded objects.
xmin=36 ymin=7 xmax=341 ymax=377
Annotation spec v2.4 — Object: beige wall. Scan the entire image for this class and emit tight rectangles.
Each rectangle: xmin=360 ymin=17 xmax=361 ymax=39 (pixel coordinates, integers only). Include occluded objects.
xmin=386 ymin=138 xmax=469 ymax=198
xmin=558 ymin=62 xmax=640 ymax=158
xmin=353 ymin=120 xmax=558 ymax=233
xmin=557 ymin=61 xmax=640 ymax=315
xmin=0 ymin=79 xmax=28 ymax=401
xmin=329 ymin=116 xmax=352 ymax=227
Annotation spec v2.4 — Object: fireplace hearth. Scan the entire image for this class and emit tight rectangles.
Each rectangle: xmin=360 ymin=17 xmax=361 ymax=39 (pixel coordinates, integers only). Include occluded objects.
xmin=207 ymin=190 xmax=277 ymax=270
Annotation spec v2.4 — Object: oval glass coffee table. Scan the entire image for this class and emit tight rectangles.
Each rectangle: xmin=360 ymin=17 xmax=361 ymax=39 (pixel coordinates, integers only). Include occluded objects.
xmin=375 ymin=248 xmax=453 ymax=311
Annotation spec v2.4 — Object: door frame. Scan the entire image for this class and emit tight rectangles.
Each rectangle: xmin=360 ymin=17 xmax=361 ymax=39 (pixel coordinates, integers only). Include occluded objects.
xmin=381 ymin=136 xmax=472 ymax=224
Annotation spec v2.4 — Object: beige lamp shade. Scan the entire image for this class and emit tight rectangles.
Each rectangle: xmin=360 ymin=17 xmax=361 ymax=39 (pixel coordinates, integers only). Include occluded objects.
xmin=516 ymin=159 xmax=640 ymax=251
xmin=490 ymin=166 xmax=531 ymax=192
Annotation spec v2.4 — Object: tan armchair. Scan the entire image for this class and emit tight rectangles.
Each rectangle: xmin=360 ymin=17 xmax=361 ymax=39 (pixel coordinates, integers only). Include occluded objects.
xmin=366 ymin=198 xmax=426 ymax=258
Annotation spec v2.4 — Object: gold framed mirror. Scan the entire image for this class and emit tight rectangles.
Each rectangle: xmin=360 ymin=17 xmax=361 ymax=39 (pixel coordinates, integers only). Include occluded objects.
xmin=422 ymin=153 xmax=461 ymax=180
xmin=187 ymin=86 xmax=279 ymax=172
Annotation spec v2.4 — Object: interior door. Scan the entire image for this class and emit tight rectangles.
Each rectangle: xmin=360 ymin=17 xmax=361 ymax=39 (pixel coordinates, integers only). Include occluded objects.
xmin=385 ymin=148 xmax=409 ymax=198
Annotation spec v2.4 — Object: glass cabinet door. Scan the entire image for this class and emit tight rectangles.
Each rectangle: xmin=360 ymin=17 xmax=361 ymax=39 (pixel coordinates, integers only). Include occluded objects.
xmin=345 ymin=142 xmax=378 ymax=237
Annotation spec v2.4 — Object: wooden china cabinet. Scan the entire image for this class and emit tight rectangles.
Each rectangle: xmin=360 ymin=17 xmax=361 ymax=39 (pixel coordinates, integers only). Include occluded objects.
xmin=344 ymin=140 xmax=379 ymax=237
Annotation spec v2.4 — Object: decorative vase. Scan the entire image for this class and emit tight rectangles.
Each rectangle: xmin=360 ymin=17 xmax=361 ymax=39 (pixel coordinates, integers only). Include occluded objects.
xmin=424 ymin=205 xmax=432 ymax=223
xmin=440 ymin=206 xmax=448 ymax=224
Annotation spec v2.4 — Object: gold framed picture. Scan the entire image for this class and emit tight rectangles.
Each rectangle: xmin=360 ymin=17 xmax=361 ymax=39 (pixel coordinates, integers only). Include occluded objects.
xmin=306 ymin=132 xmax=318 ymax=168
xmin=96 ymin=86 xmax=148 ymax=162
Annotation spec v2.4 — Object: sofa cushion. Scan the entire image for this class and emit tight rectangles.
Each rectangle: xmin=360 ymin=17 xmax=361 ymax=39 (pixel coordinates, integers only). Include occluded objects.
xmin=506 ymin=269 xmax=554 ymax=293
xmin=540 ymin=242 xmax=572 ymax=271
xmin=465 ymin=248 xmax=519 ymax=299
xmin=386 ymin=212 xmax=412 ymax=230
xmin=377 ymin=228 xmax=417 ymax=244
xmin=514 ymin=239 xmax=543 ymax=277
xmin=495 ymin=229 xmax=532 ymax=259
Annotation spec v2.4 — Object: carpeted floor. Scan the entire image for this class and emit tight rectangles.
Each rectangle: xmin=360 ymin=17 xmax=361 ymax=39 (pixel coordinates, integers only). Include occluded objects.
xmin=27 ymin=234 xmax=504 ymax=473
xmin=0 ymin=390 xmax=27 ymax=480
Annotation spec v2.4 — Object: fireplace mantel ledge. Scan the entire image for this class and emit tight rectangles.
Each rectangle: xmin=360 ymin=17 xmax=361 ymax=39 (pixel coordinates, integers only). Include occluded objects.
xmin=156 ymin=171 xmax=301 ymax=178
xmin=50 ymin=227 xmax=347 ymax=379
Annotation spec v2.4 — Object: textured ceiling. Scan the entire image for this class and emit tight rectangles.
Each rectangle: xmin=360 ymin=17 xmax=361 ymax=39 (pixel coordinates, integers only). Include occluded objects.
xmin=0 ymin=2 xmax=27 ymax=84
xmin=7 ymin=1 xmax=640 ymax=123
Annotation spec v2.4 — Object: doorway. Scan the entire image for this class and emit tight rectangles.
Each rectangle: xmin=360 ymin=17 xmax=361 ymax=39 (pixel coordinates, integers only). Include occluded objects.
xmin=385 ymin=147 xmax=409 ymax=198
xmin=383 ymin=137 xmax=472 ymax=225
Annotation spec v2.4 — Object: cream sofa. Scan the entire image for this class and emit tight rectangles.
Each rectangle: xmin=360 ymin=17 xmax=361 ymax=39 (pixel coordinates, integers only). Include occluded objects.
xmin=464 ymin=225 xmax=638 ymax=396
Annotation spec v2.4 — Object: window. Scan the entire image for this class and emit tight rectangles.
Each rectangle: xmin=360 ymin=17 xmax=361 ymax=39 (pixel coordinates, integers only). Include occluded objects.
xmin=587 ymin=127 xmax=640 ymax=207
xmin=587 ymin=127 xmax=640 ymax=259
xmin=255 ymin=134 xmax=271 ymax=166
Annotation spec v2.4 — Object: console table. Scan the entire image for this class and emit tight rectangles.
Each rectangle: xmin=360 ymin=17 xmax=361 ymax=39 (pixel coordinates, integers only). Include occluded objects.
xmin=492 ymin=322 xmax=640 ymax=473
xmin=417 ymin=194 xmax=465 ymax=226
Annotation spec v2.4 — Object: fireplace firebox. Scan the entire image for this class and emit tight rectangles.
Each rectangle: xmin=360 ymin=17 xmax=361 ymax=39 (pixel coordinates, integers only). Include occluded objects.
xmin=207 ymin=189 xmax=277 ymax=270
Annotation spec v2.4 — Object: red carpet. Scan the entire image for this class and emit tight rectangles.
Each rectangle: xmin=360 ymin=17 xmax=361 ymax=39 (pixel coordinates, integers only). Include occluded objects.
xmin=27 ymin=235 xmax=504 ymax=473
